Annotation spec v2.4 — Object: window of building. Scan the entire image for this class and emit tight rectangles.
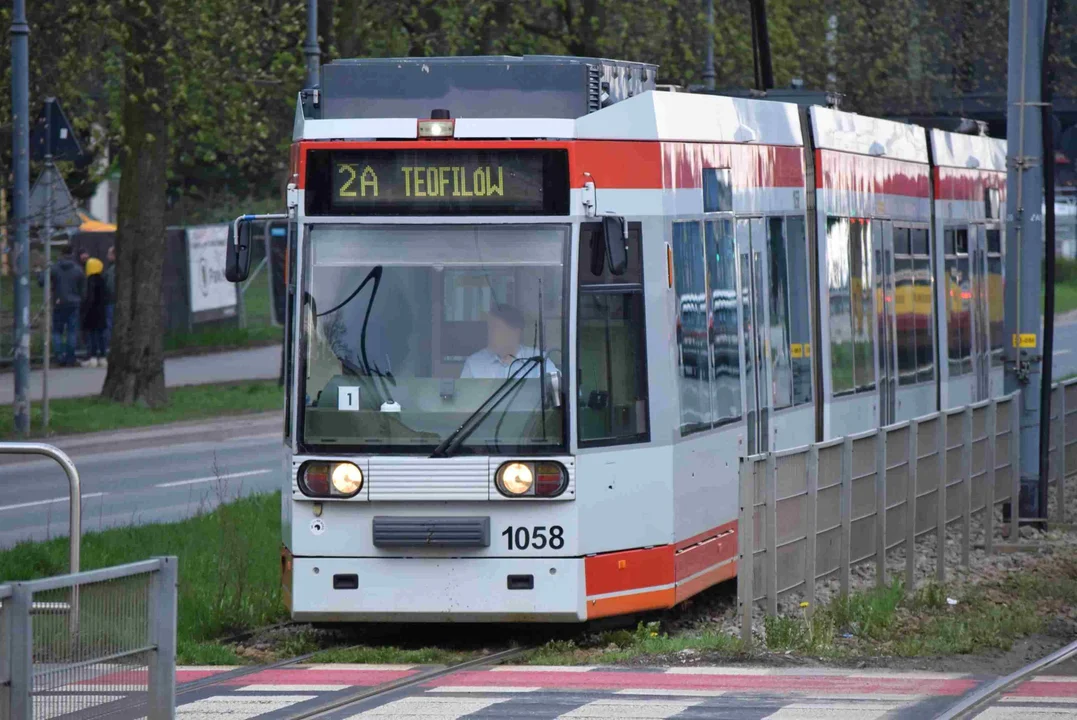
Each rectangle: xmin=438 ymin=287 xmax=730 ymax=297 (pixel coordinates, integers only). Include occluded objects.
xmin=578 ymin=223 xmax=649 ymax=446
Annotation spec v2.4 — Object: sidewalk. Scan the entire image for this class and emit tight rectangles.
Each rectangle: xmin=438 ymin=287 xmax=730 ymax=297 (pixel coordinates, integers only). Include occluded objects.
xmin=0 ymin=344 xmax=281 ymax=405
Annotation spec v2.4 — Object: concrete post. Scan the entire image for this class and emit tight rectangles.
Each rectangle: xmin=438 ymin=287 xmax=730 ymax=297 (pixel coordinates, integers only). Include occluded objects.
xmin=10 ymin=0 xmax=31 ymax=436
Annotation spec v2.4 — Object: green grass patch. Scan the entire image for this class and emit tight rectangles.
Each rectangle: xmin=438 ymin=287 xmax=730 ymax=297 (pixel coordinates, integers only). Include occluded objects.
xmin=0 ymin=491 xmax=287 ymax=661
xmin=163 ymin=279 xmax=281 ymax=354
xmin=525 ymin=621 xmax=743 ymax=665
xmin=1052 ymin=282 xmax=1077 ymax=317
xmin=0 ymin=379 xmax=282 ymax=438
xmin=311 ymin=645 xmax=474 ymax=665
xmin=758 ymin=551 xmax=1077 ymax=658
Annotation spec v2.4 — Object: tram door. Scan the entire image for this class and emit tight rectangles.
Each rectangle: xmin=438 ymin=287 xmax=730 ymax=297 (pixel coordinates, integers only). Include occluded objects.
xmin=968 ymin=224 xmax=993 ymax=400
xmin=873 ymin=220 xmax=899 ymax=426
xmin=739 ymin=218 xmax=771 ymax=454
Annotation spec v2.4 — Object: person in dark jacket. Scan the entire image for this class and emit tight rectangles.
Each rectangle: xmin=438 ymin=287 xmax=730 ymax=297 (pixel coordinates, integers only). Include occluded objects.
xmin=81 ymin=257 xmax=109 ymax=368
xmin=39 ymin=246 xmax=85 ymax=367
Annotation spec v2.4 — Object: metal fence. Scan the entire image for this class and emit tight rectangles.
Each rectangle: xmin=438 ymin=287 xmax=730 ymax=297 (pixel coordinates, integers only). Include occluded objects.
xmin=738 ymin=393 xmax=1022 ymax=642
xmin=1047 ymin=378 xmax=1077 ymax=526
xmin=0 ymin=558 xmax=177 ymax=720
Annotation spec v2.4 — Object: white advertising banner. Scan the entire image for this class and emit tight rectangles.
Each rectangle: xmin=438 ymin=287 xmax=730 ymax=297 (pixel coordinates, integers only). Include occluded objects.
xmin=187 ymin=224 xmax=237 ymax=317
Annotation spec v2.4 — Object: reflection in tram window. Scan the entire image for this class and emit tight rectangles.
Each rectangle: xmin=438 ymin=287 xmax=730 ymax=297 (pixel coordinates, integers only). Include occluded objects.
xmin=894 ymin=227 xmax=935 ymax=386
xmin=945 ymin=228 xmax=972 ymax=376
xmin=703 ymin=169 xmax=733 ymax=213
xmin=578 ymin=223 xmax=649 ymax=446
xmin=767 ymin=218 xmax=793 ymax=410
xmin=785 ymin=217 xmax=813 ymax=405
xmin=705 ymin=219 xmax=742 ymax=424
xmin=912 ymin=229 xmax=935 ymax=383
xmin=986 ymin=228 xmax=1004 ymax=367
xmin=673 ymin=221 xmax=712 ymax=433
xmin=849 ymin=220 xmax=876 ymax=391
xmin=827 ymin=217 xmax=855 ymax=395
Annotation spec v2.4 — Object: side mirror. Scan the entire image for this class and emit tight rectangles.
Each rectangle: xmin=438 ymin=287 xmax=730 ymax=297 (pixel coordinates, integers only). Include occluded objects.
xmin=547 ymin=368 xmax=562 ymax=408
xmin=603 ymin=215 xmax=628 ymax=276
xmin=225 ymin=217 xmax=254 ymax=283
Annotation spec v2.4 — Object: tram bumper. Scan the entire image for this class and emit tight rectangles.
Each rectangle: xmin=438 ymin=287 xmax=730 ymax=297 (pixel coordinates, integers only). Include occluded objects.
xmin=289 ymin=555 xmax=586 ymax=622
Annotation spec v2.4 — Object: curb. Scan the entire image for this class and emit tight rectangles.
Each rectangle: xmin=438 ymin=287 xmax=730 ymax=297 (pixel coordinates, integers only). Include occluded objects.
xmin=0 ymin=411 xmax=282 ymax=465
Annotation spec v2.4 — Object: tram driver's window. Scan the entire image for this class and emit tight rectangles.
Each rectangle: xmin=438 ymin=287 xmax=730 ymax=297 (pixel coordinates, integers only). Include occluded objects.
xmin=577 ymin=222 xmax=649 ymax=446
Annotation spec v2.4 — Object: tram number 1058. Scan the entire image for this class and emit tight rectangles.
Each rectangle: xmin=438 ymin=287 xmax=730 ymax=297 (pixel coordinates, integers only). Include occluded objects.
xmin=502 ymin=525 xmax=565 ymax=551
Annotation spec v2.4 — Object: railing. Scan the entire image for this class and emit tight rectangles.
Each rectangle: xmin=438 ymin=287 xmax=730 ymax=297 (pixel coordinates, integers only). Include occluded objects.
xmin=1047 ymin=378 xmax=1077 ymax=526
xmin=738 ymin=392 xmax=1022 ymax=643
xmin=0 ymin=443 xmax=81 ymax=577
xmin=0 ymin=558 xmax=177 ymax=720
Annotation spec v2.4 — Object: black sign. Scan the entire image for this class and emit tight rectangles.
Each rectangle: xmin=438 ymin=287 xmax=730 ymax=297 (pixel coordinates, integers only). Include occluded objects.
xmin=305 ymin=149 xmax=569 ymax=216
xmin=31 ymin=98 xmax=85 ymax=163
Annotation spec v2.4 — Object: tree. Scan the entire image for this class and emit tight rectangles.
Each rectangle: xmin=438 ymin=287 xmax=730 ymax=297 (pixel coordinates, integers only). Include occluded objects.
xmin=101 ymin=0 xmax=171 ymax=406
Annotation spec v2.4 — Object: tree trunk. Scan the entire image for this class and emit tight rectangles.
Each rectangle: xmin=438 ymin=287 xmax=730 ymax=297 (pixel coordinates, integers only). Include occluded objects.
xmin=102 ymin=0 xmax=170 ymax=407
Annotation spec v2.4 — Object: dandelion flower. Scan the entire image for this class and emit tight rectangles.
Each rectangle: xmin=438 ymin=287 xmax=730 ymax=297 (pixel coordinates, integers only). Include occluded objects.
xmin=800 ymin=601 xmax=810 ymax=608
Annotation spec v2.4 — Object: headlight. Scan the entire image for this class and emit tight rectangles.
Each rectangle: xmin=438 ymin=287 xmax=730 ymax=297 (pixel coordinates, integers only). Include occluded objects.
xmin=331 ymin=462 xmax=363 ymax=496
xmin=496 ymin=462 xmax=534 ymax=496
xmin=299 ymin=461 xmax=363 ymax=498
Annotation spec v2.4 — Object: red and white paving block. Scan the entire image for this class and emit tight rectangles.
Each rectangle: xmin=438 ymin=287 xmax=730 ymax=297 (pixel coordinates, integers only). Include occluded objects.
xmin=143 ymin=665 xmax=1076 ymax=719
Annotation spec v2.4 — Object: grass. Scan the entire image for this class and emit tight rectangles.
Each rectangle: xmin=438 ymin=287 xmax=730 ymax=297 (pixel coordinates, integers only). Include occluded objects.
xmin=163 ymin=276 xmax=281 ymax=354
xmin=1051 ymin=282 xmax=1077 ymax=317
xmin=0 ymin=379 xmax=282 ymax=439
xmin=311 ymin=645 xmax=474 ymax=665
xmin=526 ymin=549 xmax=1077 ymax=666
xmin=526 ymin=621 xmax=743 ymax=665
xmin=0 ymin=491 xmax=287 ymax=663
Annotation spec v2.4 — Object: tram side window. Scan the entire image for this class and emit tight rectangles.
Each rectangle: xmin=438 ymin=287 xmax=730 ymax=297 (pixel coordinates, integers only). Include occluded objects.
xmin=284 ymin=221 xmax=297 ymax=440
xmin=894 ymin=227 xmax=936 ymax=386
xmin=826 ymin=217 xmax=875 ymax=396
xmin=705 ymin=219 xmax=742 ymax=424
xmin=703 ymin=169 xmax=733 ymax=213
xmin=986 ymin=228 xmax=1004 ymax=367
xmin=673 ymin=221 xmax=712 ymax=432
xmin=578 ymin=223 xmax=649 ymax=446
xmin=945 ymin=228 xmax=972 ymax=376
xmin=784 ymin=217 xmax=813 ymax=405
xmin=766 ymin=218 xmax=793 ymax=410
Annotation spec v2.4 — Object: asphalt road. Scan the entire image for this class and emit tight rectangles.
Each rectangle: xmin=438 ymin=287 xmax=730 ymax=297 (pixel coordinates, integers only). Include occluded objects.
xmin=1052 ymin=318 xmax=1077 ymax=379
xmin=0 ymin=429 xmax=282 ymax=549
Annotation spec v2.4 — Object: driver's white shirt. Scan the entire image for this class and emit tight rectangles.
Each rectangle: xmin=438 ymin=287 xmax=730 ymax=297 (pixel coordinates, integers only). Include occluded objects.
xmin=460 ymin=345 xmax=555 ymax=379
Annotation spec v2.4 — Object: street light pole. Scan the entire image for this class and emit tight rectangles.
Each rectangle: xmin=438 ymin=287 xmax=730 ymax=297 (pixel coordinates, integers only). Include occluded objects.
xmin=10 ymin=0 xmax=31 ymax=436
xmin=703 ymin=1 xmax=716 ymax=91
xmin=1004 ymin=0 xmax=1048 ymax=523
xmin=304 ymin=0 xmax=319 ymax=89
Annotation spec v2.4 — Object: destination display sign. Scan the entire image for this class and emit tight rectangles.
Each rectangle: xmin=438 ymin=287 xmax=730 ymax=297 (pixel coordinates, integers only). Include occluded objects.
xmin=305 ymin=149 xmax=569 ymax=216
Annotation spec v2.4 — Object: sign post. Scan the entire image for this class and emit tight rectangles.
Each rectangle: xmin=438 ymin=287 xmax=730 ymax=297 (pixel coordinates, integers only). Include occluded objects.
xmin=29 ymin=98 xmax=83 ymax=431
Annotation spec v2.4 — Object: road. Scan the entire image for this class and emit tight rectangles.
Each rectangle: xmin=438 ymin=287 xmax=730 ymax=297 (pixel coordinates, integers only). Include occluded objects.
xmin=0 ymin=344 xmax=281 ymax=404
xmin=0 ymin=420 xmax=282 ymax=549
xmin=1053 ymin=318 xmax=1077 ymax=379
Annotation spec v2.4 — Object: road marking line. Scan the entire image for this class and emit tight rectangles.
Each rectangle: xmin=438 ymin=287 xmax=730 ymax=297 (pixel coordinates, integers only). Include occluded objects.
xmin=157 ymin=469 xmax=272 ymax=488
xmin=762 ymin=702 xmax=901 ymax=719
xmin=558 ymin=698 xmax=702 ymax=718
xmin=176 ymin=694 xmax=316 ymax=719
xmin=427 ymin=686 xmax=541 ymax=693
xmin=615 ymin=689 xmax=728 ymax=697
xmin=236 ymin=685 xmax=350 ymax=692
xmin=344 ymin=696 xmax=508 ymax=718
xmin=0 ymin=492 xmax=105 ymax=513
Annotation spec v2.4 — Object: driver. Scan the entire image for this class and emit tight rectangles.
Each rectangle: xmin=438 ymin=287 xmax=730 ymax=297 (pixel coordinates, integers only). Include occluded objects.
xmin=461 ymin=304 xmax=554 ymax=379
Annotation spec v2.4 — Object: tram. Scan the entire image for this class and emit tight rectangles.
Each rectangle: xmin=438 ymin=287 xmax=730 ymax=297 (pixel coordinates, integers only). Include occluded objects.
xmin=225 ymin=55 xmax=1008 ymax=622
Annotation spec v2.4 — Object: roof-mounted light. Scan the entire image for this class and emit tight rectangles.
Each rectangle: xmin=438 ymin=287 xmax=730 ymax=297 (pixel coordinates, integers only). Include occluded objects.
xmin=418 ymin=119 xmax=454 ymax=138
xmin=419 ymin=109 xmax=454 ymax=139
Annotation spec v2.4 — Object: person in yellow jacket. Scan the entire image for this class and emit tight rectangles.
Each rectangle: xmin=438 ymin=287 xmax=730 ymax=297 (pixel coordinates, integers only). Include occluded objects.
xmin=80 ymin=257 xmax=109 ymax=368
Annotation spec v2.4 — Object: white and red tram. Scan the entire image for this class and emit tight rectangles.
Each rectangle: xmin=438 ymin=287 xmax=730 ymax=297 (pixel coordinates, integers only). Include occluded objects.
xmin=225 ymin=56 xmax=1009 ymax=622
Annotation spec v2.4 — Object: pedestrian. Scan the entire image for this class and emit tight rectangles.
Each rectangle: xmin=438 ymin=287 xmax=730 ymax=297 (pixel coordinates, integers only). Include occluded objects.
xmin=38 ymin=245 xmax=84 ymax=367
xmin=81 ymin=257 xmax=109 ymax=368
xmin=104 ymin=246 xmax=116 ymax=350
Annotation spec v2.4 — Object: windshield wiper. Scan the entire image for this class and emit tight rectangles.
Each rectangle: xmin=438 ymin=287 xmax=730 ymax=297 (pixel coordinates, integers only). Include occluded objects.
xmin=430 ymin=356 xmax=541 ymax=458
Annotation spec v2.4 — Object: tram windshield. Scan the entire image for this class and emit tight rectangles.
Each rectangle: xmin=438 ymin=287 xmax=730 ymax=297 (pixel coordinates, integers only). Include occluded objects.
xmin=300 ymin=224 xmax=568 ymax=454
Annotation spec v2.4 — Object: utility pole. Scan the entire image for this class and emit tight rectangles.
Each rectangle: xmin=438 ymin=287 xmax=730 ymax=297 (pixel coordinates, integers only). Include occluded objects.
xmin=42 ymin=98 xmax=54 ymax=430
xmin=10 ymin=0 xmax=31 ymax=436
xmin=1003 ymin=0 xmax=1048 ymax=523
xmin=749 ymin=0 xmax=775 ymax=91
xmin=703 ymin=1 xmax=716 ymax=91
xmin=304 ymin=0 xmax=320 ymax=89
